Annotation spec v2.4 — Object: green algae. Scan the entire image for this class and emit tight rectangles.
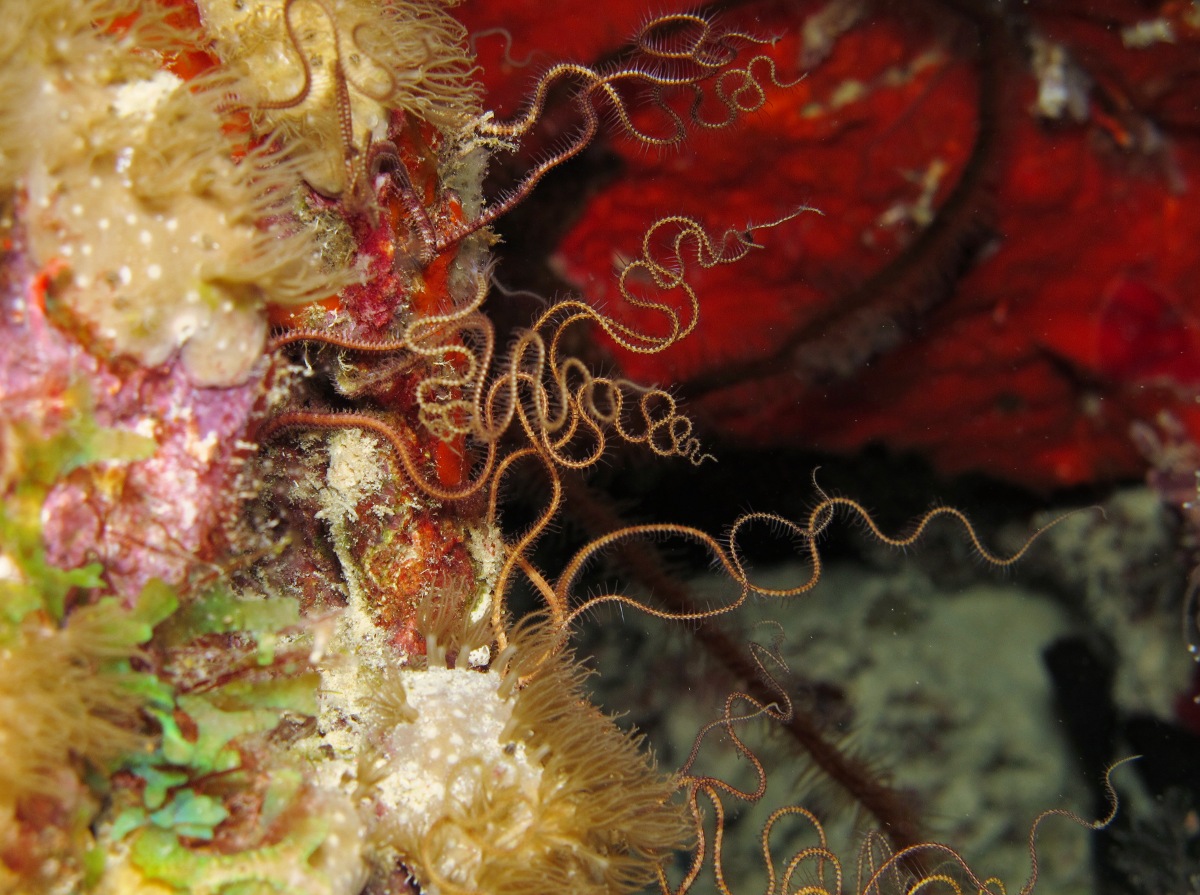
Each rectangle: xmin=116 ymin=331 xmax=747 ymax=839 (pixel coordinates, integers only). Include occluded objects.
xmin=128 ymin=811 xmax=347 ymax=895
xmin=0 ymin=386 xmax=156 ymax=624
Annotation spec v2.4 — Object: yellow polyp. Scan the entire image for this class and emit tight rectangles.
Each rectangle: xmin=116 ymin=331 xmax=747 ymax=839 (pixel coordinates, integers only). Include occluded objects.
xmin=198 ymin=0 xmax=481 ymax=197
xmin=299 ymin=607 xmax=688 ymax=895
xmin=0 ymin=0 xmax=355 ymax=385
xmin=0 ymin=600 xmax=157 ymax=864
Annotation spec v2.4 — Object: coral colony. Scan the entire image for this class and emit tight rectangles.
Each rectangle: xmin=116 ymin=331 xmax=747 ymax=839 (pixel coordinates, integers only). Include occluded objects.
xmin=0 ymin=3 xmax=1130 ymax=895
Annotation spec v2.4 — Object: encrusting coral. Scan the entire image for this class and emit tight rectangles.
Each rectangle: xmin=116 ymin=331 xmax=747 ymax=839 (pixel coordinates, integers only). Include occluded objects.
xmin=1 ymin=0 xmax=355 ymax=386
xmin=0 ymin=2 xmax=1136 ymax=894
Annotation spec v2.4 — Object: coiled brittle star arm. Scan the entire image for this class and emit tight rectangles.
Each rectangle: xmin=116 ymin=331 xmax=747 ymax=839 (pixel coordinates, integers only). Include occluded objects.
xmin=437 ymin=13 xmax=806 ymax=252
xmin=256 ymin=411 xmax=495 ymax=503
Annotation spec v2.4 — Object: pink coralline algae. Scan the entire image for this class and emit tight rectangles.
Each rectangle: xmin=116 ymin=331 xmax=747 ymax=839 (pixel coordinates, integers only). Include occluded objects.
xmin=4 ymin=298 xmax=261 ymax=598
